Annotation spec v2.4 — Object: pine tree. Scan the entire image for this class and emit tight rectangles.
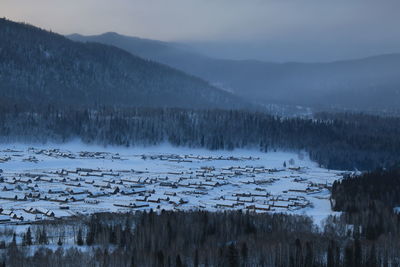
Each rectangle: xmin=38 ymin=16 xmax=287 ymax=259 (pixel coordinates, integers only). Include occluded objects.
xmin=241 ymin=242 xmax=248 ymax=263
xmin=10 ymin=233 xmax=16 ymax=247
xmin=344 ymin=244 xmax=354 ymax=267
xmin=38 ymin=227 xmax=48 ymax=245
xmin=194 ymin=249 xmax=199 ymax=267
xmin=366 ymin=245 xmax=377 ymax=267
xmin=327 ymin=240 xmax=335 ymax=267
xmin=176 ymin=255 xmax=183 ymax=267
xmin=354 ymin=238 xmax=362 ymax=267
xmin=77 ymin=228 xmax=84 ymax=246
xmin=227 ymin=243 xmax=239 ymax=267
xmin=86 ymin=229 xmax=95 ymax=246
xmin=26 ymin=227 xmax=32 ymax=246
xmin=295 ymin=238 xmax=303 ymax=267
xmin=109 ymin=227 xmax=117 ymax=244
xmin=156 ymin=250 xmax=164 ymax=267
xmin=304 ymin=241 xmax=313 ymax=267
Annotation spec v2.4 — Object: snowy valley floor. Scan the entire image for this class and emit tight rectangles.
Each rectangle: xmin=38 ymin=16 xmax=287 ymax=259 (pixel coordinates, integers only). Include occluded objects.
xmin=0 ymin=143 xmax=344 ymax=228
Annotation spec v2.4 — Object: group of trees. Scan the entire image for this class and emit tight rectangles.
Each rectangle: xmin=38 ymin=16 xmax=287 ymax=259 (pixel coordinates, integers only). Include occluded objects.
xmin=1 ymin=105 xmax=400 ymax=170
xmin=0 ymin=207 xmax=398 ymax=266
xmin=331 ymin=168 xmax=400 ymax=242
xmin=332 ymin=168 xmax=400 ymax=213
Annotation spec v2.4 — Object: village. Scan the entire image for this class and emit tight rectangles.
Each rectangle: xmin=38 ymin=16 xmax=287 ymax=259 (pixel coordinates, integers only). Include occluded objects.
xmin=0 ymin=145 xmax=344 ymax=224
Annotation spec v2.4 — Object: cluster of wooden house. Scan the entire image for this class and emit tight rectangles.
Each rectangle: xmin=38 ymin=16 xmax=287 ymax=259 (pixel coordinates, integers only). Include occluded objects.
xmin=25 ymin=148 xmax=125 ymax=161
xmin=214 ymin=192 xmax=310 ymax=212
xmin=144 ymin=153 xmax=260 ymax=163
xmin=28 ymin=148 xmax=76 ymax=159
xmin=0 ymin=208 xmax=24 ymax=221
xmin=79 ymin=151 xmax=123 ymax=160
xmin=114 ymin=191 xmax=189 ymax=209
xmin=0 ymin=156 xmax=11 ymax=163
xmin=0 ymin=150 xmax=339 ymax=224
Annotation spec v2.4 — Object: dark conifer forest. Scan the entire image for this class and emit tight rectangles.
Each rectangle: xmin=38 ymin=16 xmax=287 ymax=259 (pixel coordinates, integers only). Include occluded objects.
xmin=1 ymin=105 xmax=399 ymax=171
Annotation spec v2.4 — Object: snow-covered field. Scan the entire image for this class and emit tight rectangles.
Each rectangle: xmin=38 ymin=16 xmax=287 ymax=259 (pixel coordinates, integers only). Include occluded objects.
xmin=0 ymin=142 xmax=344 ymax=226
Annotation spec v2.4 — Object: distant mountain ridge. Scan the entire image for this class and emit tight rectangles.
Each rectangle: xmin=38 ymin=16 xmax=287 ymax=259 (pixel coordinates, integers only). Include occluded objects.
xmin=69 ymin=32 xmax=400 ymax=112
xmin=0 ymin=19 xmax=250 ymax=109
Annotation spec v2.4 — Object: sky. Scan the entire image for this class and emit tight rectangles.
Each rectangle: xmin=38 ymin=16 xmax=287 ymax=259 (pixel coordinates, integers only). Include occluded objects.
xmin=1 ymin=0 xmax=400 ymax=62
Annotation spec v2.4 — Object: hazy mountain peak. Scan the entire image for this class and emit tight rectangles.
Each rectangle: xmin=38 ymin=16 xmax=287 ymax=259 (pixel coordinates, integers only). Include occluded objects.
xmin=69 ymin=31 xmax=400 ymax=112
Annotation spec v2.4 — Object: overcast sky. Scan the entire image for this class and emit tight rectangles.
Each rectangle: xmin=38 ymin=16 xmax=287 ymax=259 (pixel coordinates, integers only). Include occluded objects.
xmin=1 ymin=0 xmax=400 ymax=62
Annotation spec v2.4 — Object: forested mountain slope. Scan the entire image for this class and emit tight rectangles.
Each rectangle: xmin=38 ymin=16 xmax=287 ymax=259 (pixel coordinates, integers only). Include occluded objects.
xmin=0 ymin=19 xmax=249 ymax=109
xmin=70 ymin=32 xmax=400 ymax=111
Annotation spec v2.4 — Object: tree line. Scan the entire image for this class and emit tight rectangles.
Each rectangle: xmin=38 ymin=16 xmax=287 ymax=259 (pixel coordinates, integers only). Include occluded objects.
xmin=1 ymin=105 xmax=400 ymax=170
xmin=1 ymin=208 xmax=398 ymax=266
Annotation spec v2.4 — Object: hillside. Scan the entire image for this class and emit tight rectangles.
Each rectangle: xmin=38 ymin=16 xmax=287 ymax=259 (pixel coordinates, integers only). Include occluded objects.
xmin=0 ymin=19 xmax=249 ymax=109
xmin=69 ymin=32 xmax=400 ymax=112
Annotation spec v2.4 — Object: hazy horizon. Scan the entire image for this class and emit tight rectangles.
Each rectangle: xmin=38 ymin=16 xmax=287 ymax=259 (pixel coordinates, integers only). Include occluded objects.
xmin=2 ymin=0 xmax=400 ymax=62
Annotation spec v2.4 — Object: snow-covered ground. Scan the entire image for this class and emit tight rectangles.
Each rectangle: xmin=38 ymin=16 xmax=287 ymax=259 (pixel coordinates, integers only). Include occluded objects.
xmin=0 ymin=142 xmax=344 ymax=226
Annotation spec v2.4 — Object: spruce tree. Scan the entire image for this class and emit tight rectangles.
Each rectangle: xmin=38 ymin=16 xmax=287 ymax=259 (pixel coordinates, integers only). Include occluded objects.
xmin=26 ymin=227 xmax=32 ymax=246
xmin=77 ymin=228 xmax=84 ymax=246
